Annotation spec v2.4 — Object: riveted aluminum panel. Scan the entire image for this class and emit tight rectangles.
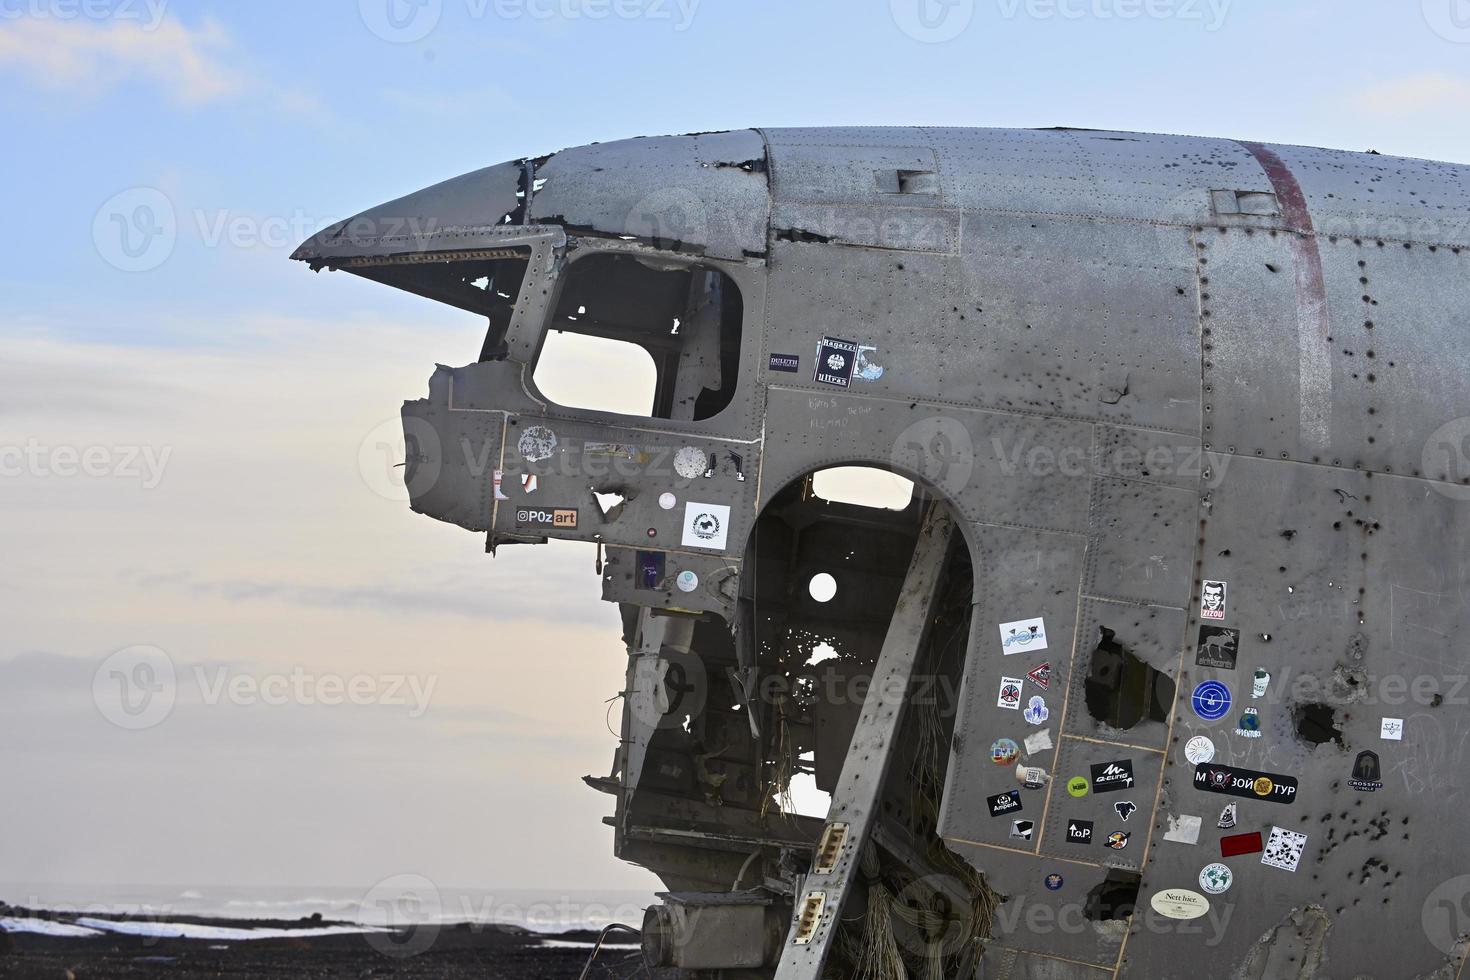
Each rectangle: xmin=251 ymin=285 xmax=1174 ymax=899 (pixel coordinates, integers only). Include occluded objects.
xmin=528 ymin=130 xmax=771 ymax=261
xmin=948 ymin=841 xmax=1124 ymax=971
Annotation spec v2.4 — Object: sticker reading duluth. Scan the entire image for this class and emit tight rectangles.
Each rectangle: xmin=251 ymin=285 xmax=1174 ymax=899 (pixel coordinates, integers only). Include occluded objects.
xmin=681 ymin=503 xmax=730 ymax=551
xmin=999 ymin=617 xmax=1048 ymax=654
xmin=516 ymin=506 xmax=578 ymax=530
xmin=768 ymin=353 xmax=800 ymax=373
xmin=814 ymin=337 xmax=859 ymax=387
xmin=1200 ymin=580 xmax=1227 ymax=620
xmin=1193 ymin=763 xmax=1298 ymax=804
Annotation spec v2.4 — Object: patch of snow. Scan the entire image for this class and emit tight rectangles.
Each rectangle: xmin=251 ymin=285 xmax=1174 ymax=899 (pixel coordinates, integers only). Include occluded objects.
xmin=1 ymin=917 xmax=106 ymax=937
xmin=73 ymin=918 xmax=385 ymax=941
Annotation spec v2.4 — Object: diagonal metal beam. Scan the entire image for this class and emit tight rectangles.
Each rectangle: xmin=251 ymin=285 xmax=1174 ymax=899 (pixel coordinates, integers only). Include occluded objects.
xmin=772 ymin=505 xmax=955 ymax=979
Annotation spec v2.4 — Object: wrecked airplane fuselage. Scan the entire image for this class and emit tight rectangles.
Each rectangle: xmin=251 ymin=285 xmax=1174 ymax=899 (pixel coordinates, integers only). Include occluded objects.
xmin=295 ymin=127 xmax=1470 ymax=979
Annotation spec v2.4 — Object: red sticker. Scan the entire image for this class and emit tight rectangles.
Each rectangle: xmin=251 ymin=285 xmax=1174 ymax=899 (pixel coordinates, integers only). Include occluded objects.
xmin=1220 ymin=831 xmax=1263 ymax=857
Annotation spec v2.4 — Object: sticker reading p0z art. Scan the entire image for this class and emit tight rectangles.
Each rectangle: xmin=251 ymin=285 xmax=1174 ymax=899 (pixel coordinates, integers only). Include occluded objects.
xmin=517 ymin=506 xmax=578 ymax=530
xmin=1194 ymin=763 xmax=1299 ymax=804
xmin=681 ymin=503 xmax=731 ymax=551
xmin=999 ymin=617 xmax=1048 ymax=654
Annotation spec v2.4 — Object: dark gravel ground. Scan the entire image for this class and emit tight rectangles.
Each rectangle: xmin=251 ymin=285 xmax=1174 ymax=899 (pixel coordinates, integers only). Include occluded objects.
xmin=0 ymin=912 xmax=651 ymax=980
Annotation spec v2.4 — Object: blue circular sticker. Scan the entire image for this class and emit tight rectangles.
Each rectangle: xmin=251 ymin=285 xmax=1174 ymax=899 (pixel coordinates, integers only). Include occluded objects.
xmin=1045 ymin=873 xmax=1064 ymax=891
xmin=1192 ymin=681 xmax=1232 ymax=721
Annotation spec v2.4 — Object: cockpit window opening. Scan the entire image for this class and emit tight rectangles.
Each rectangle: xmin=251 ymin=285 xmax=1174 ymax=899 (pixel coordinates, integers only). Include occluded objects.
xmin=528 ymin=252 xmax=744 ymax=422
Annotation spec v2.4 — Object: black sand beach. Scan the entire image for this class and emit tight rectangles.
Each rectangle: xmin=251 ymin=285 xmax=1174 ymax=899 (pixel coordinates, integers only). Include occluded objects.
xmin=0 ymin=908 xmax=647 ymax=979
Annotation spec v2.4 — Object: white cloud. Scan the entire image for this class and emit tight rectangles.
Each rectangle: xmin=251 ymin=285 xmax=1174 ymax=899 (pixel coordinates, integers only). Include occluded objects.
xmin=1355 ymin=72 xmax=1470 ymax=115
xmin=0 ymin=15 xmax=246 ymax=105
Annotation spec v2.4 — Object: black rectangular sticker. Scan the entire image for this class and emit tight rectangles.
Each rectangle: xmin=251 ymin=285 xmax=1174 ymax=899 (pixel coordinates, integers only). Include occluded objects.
xmin=1090 ymin=760 xmax=1135 ymax=794
xmin=636 ymin=550 xmax=665 ymax=590
xmin=814 ymin=337 xmax=859 ymax=387
xmin=769 ymin=353 xmax=800 ymax=373
xmin=987 ymin=790 xmax=1022 ymax=817
xmin=1196 ymin=626 xmax=1240 ymax=670
xmin=1193 ymin=763 xmax=1299 ymax=804
xmin=1066 ymin=819 xmax=1094 ymax=844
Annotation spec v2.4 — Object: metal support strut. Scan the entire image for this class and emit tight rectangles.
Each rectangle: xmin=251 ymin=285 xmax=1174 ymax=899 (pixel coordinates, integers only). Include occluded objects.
xmin=772 ymin=505 xmax=955 ymax=980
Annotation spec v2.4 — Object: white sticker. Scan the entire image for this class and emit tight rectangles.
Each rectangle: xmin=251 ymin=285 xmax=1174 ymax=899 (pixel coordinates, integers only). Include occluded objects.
xmin=1381 ymin=717 xmax=1404 ymax=741
xmin=675 ymin=570 xmax=699 ymax=593
xmin=517 ymin=425 xmax=558 ymax=462
xmin=658 ymin=492 xmax=677 ymax=510
xmin=673 ymin=446 xmax=706 ymax=480
xmin=1184 ymin=736 xmax=1215 ymax=765
xmin=1199 ymin=862 xmax=1232 ymax=894
xmin=681 ymin=503 xmax=731 ymax=551
xmin=997 ymin=677 xmax=1023 ymax=710
xmin=1023 ymin=696 xmax=1049 ymax=725
xmin=1150 ymin=888 xmax=1210 ymax=921
xmin=1261 ymin=827 xmax=1308 ymax=872
xmin=1200 ymin=580 xmax=1227 ymax=620
xmin=1023 ymin=729 xmax=1053 ymax=755
xmin=1163 ymin=815 xmax=1202 ymax=845
xmin=999 ymin=617 xmax=1048 ymax=654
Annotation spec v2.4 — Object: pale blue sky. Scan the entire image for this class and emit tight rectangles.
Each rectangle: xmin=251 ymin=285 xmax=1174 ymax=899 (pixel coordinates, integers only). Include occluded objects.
xmin=2 ymin=0 xmax=1468 ymax=897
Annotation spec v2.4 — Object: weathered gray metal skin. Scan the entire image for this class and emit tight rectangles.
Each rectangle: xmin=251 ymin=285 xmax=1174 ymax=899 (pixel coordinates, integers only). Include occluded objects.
xmin=296 ymin=127 xmax=1470 ymax=979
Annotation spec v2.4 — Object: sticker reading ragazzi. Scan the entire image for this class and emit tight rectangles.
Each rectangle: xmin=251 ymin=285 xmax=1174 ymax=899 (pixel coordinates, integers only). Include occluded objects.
xmin=814 ymin=337 xmax=859 ymax=388
xmin=516 ymin=506 xmax=578 ymax=530
xmin=1193 ymin=763 xmax=1298 ymax=804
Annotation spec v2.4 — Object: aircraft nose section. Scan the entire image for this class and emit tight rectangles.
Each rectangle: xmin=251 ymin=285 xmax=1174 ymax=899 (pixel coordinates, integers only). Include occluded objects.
xmin=291 ymin=159 xmax=527 ymax=269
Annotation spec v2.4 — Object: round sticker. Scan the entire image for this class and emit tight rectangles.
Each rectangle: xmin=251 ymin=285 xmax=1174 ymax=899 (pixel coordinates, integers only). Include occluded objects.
xmin=516 ymin=425 xmax=558 ymax=462
xmin=1199 ymin=863 xmax=1233 ymax=895
xmin=673 ymin=446 xmax=706 ymax=480
xmin=1044 ymin=873 xmax=1064 ymax=891
xmin=1184 ymin=735 xmax=1216 ymax=765
xmin=1252 ymin=776 xmax=1275 ymax=798
xmin=1066 ymin=776 xmax=1089 ymax=798
xmin=1150 ymin=889 xmax=1210 ymax=921
xmin=990 ymin=738 xmax=1020 ymax=766
xmin=675 ymin=570 xmax=699 ymax=593
xmin=658 ymin=492 xmax=677 ymax=510
xmin=1191 ymin=681 xmax=1232 ymax=721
